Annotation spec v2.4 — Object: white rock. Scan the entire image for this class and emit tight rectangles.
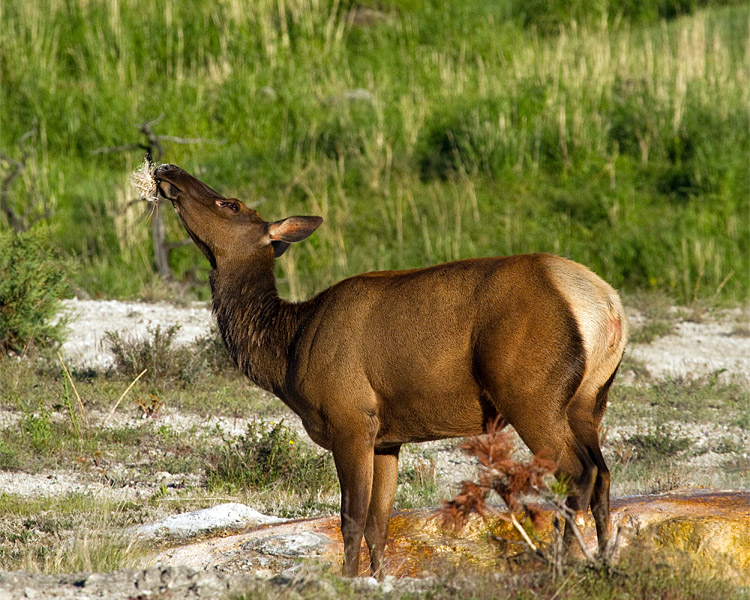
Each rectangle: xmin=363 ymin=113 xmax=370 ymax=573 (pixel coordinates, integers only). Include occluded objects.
xmin=243 ymin=531 xmax=332 ymax=557
xmin=134 ymin=503 xmax=284 ymax=539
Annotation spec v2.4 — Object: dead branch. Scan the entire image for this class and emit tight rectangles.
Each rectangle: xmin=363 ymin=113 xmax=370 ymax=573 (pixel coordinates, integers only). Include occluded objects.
xmin=0 ymin=123 xmax=52 ymax=232
xmin=93 ymin=116 xmax=224 ymax=280
xmin=440 ymin=420 xmax=609 ymax=575
xmin=93 ymin=114 xmax=225 ymax=162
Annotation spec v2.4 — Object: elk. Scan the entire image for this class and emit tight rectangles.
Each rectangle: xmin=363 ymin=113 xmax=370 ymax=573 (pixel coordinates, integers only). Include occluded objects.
xmin=154 ymin=164 xmax=628 ymax=578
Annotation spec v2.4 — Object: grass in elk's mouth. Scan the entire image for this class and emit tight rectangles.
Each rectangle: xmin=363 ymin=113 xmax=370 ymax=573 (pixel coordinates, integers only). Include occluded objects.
xmin=129 ymin=158 xmax=160 ymax=203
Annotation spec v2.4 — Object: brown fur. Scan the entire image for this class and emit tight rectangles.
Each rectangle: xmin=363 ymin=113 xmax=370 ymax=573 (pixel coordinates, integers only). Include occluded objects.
xmin=154 ymin=164 xmax=629 ymax=578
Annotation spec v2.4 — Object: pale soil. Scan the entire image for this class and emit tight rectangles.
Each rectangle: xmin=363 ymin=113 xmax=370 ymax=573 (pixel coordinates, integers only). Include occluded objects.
xmin=59 ymin=298 xmax=215 ymax=370
xmin=625 ymin=306 xmax=750 ymax=385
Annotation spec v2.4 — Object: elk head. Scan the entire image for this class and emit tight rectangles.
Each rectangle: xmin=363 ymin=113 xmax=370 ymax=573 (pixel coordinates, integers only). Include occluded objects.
xmin=154 ymin=164 xmax=322 ymax=269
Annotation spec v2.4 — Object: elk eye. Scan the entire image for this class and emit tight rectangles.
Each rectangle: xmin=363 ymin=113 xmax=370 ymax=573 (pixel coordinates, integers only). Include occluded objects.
xmin=216 ymin=201 xmax=238 ymax=212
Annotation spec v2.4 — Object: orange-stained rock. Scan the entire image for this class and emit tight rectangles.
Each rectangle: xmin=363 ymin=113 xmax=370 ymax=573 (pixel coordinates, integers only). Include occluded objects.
xmin=147 ymin=489 xmax=749 ymax=583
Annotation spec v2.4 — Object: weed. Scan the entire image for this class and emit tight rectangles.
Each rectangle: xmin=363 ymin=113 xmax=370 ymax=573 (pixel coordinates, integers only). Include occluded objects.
xmin=0 ymin=493 xmax=149 ymax=572
xmin=20 ymin=409 xmax=55 ymax=453
xmin=206 ymin=420 xmax=337 ymax=496
xmin=396 ymin=457 xmax=440 ymax=509
xmin=714 ymin=436 xmax=743 ymax=454
xmin=105 ymin=324 xmax=234 ymax=389
xmin=628 ymin=320 xmax=675 ymax=344
xmin=441 ymin=419 xmax=602 ymax=579
xmin=626 ymin=424 xmax=691 ymax=464
xmin=105 ymin=324 xmax=185 ymax=386
xmin=0 ymin=438 xmax=19 ymax=470
xmin=609 ymin=377 xmax=750 ymax=426
xmin=135 ymin=393 xmax=164 ymax=418
xmin=0 ymin=229 xmax=71 ymax=355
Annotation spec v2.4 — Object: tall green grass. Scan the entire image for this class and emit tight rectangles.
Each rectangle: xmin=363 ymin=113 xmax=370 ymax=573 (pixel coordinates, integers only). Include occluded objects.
xmin=1 ymin=1 xmax=747 ymax=303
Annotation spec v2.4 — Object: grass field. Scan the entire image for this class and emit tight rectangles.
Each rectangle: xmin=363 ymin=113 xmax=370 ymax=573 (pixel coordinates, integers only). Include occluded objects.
xmin=1 ymin=0 xmax=748 ymax=303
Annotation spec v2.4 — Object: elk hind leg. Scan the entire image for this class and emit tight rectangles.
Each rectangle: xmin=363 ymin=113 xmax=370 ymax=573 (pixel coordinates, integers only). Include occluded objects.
xmin=565 ymin=379 xmax=617 ymax=554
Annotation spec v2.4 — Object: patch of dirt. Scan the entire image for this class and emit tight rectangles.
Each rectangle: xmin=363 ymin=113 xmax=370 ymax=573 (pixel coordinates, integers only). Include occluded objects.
xmin=0 ymin=566 xmax=259 ymax=600
xmin=59 ymin=298 xmax=214 ymax=369
xmin=627 ymin=307 xmax=750 ymax=385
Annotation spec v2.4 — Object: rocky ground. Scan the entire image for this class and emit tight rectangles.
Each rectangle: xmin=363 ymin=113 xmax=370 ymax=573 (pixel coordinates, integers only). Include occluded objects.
xmin=1 ymin=299 xmax=748 ymax=598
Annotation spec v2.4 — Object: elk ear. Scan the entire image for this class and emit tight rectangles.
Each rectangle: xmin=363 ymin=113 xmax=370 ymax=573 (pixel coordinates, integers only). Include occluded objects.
xmin=267 ymin=216 xmax=323 ymax=257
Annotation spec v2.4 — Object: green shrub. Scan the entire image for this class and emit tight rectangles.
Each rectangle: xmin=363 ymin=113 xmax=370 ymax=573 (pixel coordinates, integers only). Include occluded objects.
xmin=105 ymin=324 xmax=233 ymax=387
xmin=509 ymin=0 xmax=741 ymax=31
xmin=416 ymin=87 xmax=556 ymax=181
xmin=0 ymin=229 xmax=70 ymax=355
xmin=105 ymin=324 xmax=185 ymax=386
xmin=626 ymin=424 xmax=691 ymax=464
xmin=207 ymin=420 xmax=337 ymax=494
xmin=20 ymin=410 xmax=55 ymax=453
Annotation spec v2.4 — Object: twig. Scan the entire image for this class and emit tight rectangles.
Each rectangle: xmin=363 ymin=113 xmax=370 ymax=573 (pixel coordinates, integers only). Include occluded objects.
xmin=156 ymin=135 xmax=226 ymax=145
xmin=550 ymin=573 xmax=586 ymax=600
xmin=104 ymin=368 xmax=148 ymax=425
xmin=92 ymin=116 xmax=224 ymax=160
xmin=91 ymin=143 xmax=145 ymax=155
xmin=57 ymin=352 xmax=89 ymax=429
xmin=508 ymin=512 xmax=544 ymax=558
xmin=558 ymin=503 xmax=596 ymax=563
xmin=1 ymin=123 xmax=40 ymax=232
xmin=603 ymin=522 xmax=623 ymax=565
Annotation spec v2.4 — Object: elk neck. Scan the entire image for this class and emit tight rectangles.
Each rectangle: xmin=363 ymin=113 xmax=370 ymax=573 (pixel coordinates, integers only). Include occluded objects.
xmin=209 ymin=254 xmax=308 ymax=397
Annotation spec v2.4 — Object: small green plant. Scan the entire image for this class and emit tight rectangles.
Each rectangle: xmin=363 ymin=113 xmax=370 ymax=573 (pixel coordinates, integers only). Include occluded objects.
xmin=105 ymin=324 xmax=232 ymax=387
xmin=0 ymin=439 xmax=18 ymax=470
xmin=396 ymin=457 xmax=440 ymax=509
xmin=105 ymin=324 xmax=181 ymax=382
xmin=188 ymin=326 xmax=233 ymax=375
xmin=714 ymin=436 xmax=742 ymax=454
xmin=0 ymin=229 xmax=70 ymax=355
xmin=626 ymin=424 xmax=691 ymax=464
xmin=629 ymin=320 xmax=675 ymax=344
xmin=207 ymin=420 xmax=337 ymax=495
xmin=20 ymin=409 xmax=55 ymax=453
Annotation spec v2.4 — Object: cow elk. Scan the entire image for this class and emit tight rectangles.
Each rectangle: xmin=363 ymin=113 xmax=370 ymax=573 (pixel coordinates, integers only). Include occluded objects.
xmin=154 ymin=164 xmax=628 ymax=578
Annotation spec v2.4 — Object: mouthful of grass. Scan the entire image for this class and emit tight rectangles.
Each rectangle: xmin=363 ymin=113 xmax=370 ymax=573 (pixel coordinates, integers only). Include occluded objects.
xmin=129 ymin=159 xmax=161 ymax=202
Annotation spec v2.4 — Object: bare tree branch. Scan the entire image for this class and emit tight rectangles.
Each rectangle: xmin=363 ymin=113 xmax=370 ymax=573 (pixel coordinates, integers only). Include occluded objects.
xmin=157 ymin=135 xmax=226 ymax=146
xmin=0 ymin=123 xmax=44 ymax=232
xmin=94 ymin=117 xmax=223 ymax=280
xmin=92 ymin=143 xmax=147 ymax=155
xmin=93 ymin=115 xmax=224 ymax=161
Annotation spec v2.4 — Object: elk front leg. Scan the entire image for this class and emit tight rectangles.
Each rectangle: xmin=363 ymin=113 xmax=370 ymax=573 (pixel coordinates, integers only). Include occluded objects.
xmin=365 ymin=445 xmax=400 ymax=579
xmin=333 ymin=434 xmax=375 ymax=577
